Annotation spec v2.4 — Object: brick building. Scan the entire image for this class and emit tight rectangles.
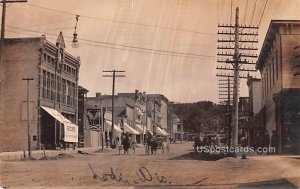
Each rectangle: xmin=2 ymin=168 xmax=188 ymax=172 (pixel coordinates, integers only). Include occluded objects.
xmin=256 ymin=20 xmax=300 ymax=154
xmin=0 ymin=33 xmax=80 ymax=152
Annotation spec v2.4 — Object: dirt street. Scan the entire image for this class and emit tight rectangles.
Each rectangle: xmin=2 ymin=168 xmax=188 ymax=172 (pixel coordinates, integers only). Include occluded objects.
xmin=1 ymin=142 xmax=300 ymax=189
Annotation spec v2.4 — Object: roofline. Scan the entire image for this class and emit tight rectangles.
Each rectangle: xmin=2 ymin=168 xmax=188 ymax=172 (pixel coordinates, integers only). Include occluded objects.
xmin=256 ymin=20 xmax=300 ymax=70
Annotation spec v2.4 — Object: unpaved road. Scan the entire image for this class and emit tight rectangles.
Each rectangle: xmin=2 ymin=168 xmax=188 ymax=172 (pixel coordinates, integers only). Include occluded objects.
xmin=1 ymin=142 xmax=300 ymax=189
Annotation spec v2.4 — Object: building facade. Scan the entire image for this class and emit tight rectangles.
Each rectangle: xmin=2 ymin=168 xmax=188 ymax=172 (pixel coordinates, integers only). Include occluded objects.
xmin=0 ymin=33 xmax=80 ymax=152
xmin=256 ymin=20 xmax=300 ymax=154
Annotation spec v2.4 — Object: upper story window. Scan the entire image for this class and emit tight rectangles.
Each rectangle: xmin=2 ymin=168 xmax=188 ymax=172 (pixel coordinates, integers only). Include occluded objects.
xmin=276 ymin=51 xmax=279 ymax=80
xmin=43 ymin=53 xmax=55 ymax=67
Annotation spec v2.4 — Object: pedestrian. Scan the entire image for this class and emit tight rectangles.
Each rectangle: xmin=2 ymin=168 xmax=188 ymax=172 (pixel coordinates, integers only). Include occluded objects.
xmin=116 ymin=137 xmax=123 ymax=155
xmin=131 ymin=140 xmax=136 ymax=155
xmin=270 ymin=130 xmax=278 ymax=154
xmin=122 ymin=134 xmax=130 ymax=155
xmin=151 ymin=134 xmax=158 ymax=155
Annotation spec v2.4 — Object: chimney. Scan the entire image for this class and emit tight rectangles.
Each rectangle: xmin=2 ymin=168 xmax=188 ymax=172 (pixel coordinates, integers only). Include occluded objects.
xmin=96 ymin=93 xmax=101 ymax=99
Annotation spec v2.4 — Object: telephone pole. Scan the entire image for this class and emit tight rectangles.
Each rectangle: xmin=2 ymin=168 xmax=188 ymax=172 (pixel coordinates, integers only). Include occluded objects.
xmin=102 ymin=70 xmax=125 ymax=148
xmin=216 ymin=7 xmax=258 ymax=148
xmin=22 ymin=77 xmax=34 ymax=158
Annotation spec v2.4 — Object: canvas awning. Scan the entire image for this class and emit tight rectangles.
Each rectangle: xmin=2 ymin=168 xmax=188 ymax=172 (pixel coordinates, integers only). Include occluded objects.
xmin=135 ymin=124 xmax=146 ymax=134
xmin=155 ymin=126 xmax=169 ymax=136
xmin=41 ymin=106 xmax=78 ymax=143
xmin=123 ymin=123 xmax=139 ymax=135
xmin=105 ymin=120 xmax=123 ymax=133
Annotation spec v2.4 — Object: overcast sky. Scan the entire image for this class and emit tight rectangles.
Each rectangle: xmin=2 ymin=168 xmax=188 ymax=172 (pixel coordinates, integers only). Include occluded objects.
xmin=4 ymin=0 xmax=300 ymax=103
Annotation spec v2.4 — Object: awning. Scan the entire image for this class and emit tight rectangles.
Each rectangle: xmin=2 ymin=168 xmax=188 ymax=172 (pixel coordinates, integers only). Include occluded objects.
xmin=123 ymin=123 xmax=139 ymax=135
xmin=105 ymin=120 xmax=123 ymax=133
xmin=41 ymin=106 xmax=72 ymax=124
xmin=41 ymin=106 xmax=78 ymax=143
xmin=155 ymin=126 xmax=169 ymax=136
xmin=135 ymin=124 xmax=146 ymax=134
xmin=162 ymin=129 xmax=169 ymax=136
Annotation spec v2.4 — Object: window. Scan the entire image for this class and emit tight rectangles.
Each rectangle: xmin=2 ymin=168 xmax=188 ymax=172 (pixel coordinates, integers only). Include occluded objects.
xmin=272 ymin=58 xmax=275 ymax=85
xmin=51 ymin=57 xmax=55 ymax=66
xmin=67 ymin=81 xmax=71 ymax=105
xmin=72 ymin=83 xmax=76 ymax=106
xmin=62 ymin=79 xmax=66 ymax=104
xmin=262 ymin=75 xmax=264 ymax=99
xmin=42 ymin=70 xmax=46 ymax=98
xmin=60 ymin=49 xmax=64 ymax=62
xmin=50 ymin=74 xmax=55 ymax=101
xmin=266 ymin=68 xmax=268 ymax=94
xmin=46 ymin=72 xmax=50 ymax=100
xmin=269 ymin=63 xmax=271 ymax=89
xmin=57 ymin=76 xmax=60 ymax=103
xmin=276 ymin=51 xmax=279 ymax=80
xmin=43 ymin=54 xmax=47 ymax=62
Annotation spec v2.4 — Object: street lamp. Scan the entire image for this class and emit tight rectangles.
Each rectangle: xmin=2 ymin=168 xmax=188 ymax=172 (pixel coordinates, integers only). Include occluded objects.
xmin=71 ymin=15 xmax=79 ymax=48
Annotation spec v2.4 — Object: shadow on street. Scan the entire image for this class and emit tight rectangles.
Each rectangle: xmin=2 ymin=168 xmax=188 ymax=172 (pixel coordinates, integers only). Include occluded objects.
xmin=169 ymin=152 xmax=225 ymax=161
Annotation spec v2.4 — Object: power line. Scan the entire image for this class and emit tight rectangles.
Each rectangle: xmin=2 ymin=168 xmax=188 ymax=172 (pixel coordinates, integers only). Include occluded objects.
xmin=258 ymin=0 xmax=268 ymax=27
xmin=243 ymin=0 xmax=248 ymax=25
xmin=22 ymin=17 xmax=73 ymax=29
xmin=24 ymin=3 xmax=216 ymax=36
xmin=250 ymin=0 xmax=258 ymax=26
xmin=5 ymin=28 xmax=219 ymax=60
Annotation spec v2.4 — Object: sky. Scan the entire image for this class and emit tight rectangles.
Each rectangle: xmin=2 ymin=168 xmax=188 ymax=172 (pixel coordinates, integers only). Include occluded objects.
xmin=3 ymin=0 xmax=300 ymax=103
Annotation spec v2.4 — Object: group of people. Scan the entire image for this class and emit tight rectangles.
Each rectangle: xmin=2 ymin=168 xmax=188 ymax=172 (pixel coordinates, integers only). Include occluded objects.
xmin=116 ymin=134 xmax=136 ymax=155
xmin=116 ymin=133 xmax=169 ymax=155
xmin=146 ymin=134 xmax=159 ymax=154
xmin=193 ymin=134 xmax=220 ymax=150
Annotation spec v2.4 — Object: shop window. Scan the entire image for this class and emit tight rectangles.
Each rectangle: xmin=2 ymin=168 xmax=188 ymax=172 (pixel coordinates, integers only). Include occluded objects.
xmin=42 ymin=70 xmax=46 ymax=98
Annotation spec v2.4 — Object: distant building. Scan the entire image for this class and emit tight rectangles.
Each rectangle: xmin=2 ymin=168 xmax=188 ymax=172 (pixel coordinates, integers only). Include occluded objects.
xmin=238 ymin=97 xmax=250 ymax=135
xmin=0 ymin=33 xmax=80 ymax=152
xmin=246 ymin=76 xmax=263 ymax=147
xmin=78 ymin=86 xmax=89 ymax=147
xmin=256 ymin=20 xmax=300 ymax=154
xmin=146 ymin=94 xmax=169 ymax=136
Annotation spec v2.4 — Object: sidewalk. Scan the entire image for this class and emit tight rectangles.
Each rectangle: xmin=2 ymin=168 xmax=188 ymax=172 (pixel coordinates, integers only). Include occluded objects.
xmin=0 ymin=147 xmax=111 ymax=161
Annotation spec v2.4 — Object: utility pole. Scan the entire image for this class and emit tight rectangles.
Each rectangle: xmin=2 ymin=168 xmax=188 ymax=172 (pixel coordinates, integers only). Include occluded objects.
xmin=216 ymin=7 xmax=258 ymax=149
xmin=0 ymin=0 xmax=27 ymax=132
xmin=153 ymin=99 xmax=156 ymax=134
xmin=232 ymin=7 xmax=240 ymax=147
xmin=22 ymin=77 xmax=34 ymax=158
xmin=227 ymin=77 xmax=231 ymax=147
xmin=181 ymin=105 xmax=184 ymax=143
xmin=103 ymin=70 xmax=125 ymax=148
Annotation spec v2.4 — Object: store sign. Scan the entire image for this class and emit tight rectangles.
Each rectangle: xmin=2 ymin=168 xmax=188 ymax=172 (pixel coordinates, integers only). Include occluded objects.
xmin=64 ymin=123 xmax=78 ymax=142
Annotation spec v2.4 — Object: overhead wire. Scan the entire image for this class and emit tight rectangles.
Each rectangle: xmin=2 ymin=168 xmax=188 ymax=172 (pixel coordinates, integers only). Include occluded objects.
xmin=258 ymin=0 xmax=268 ymax=27
xmin=24 ymin=3 xmax=216 ymax=36
xmin=249 ymin=0 xmax=258 ymax=26
xmin=5 ymin=26 xmax=219 ymax=60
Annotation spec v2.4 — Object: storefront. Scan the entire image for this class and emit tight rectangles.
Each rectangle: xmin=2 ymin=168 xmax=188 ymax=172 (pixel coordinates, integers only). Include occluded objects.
xmin=105 ymin=120 xmax=123 ymax=146
xmin=41 ymin=106 xmax=78 ymax=149
xmin=274 ymin=90 xmax=300 ymax=154
xmin=135 ymin=124 xmax=147 ymax=143
xmin=155 ymin=126 xmax=169 ymax=137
